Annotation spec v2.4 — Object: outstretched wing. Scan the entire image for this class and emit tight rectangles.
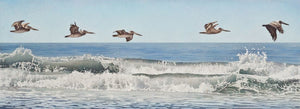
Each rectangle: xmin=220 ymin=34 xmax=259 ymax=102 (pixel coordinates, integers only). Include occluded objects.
xmin=204 ymin=21 xmax=217 ymax=30
xmin=22 ymin=23 xmax=30 ymax=28
xmin=115 ymin=29 xmax=126 ymax=35
xmin=270 ymin=21 xmax=284 ymax=34
xmin=276 ymin=26 xmax=284 ymax=34
xmin=265 ymin=25 xmax=277 ymax=41
xmin=204 ymin=23 xmax=210 ymax=30
xmin=70 ymin=23 xmax=79 ymax=34
xmin=12 ymin=20 xmax=24 ymax=30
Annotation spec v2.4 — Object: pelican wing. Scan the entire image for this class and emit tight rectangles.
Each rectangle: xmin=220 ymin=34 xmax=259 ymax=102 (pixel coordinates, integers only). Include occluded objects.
xmin=204 ymin=21 xmax=217 ymax=30
xmin=22 ymin=23 xmax=30 ymax=28
xmin=204 ymin=23 xmax=210 ymax=30
xmin=126 ymin=35 xmax=133 ymax=42
xmin=265 ymin=25 xmax=277 ymax=41
xmin=207 ymin=26 xmax=218 ymax=32
xmin=212 ymin=24 xmax=218 ymax=28
xmin=12 ymin=20 xmax=24 ymax=30
xmin=115 ymin=30 xmax=126 ymax=35
xmin=210 ymin=21 xmax=217 ymax=24
xmin=270 ymin=21 xmax=284 ymax=34
xmin=276 ymin=26 xmax=284 ymax=33
xmin=114 ymin=30 xmax=122 ymax=35
xmin=70 ymin=24 xmax=79 ymax=34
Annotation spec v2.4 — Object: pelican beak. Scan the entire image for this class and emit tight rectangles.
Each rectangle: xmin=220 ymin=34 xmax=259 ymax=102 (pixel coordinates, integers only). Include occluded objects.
xmin=134 ymin=33 xmax=143 ymax=36
xmin=31 ymin=27 xmax=39 ymax=31
xmin=87 ymin=31 xmax=95 ymax=34
xmin=222 ymin=29 xmax=230 ymax=32
xmin=282 ymin=22 xmax=289 ymax=25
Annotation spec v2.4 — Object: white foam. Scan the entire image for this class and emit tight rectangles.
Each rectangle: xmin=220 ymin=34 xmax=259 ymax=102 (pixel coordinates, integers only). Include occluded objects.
xmin=1 ymin=47 xmax=300 ymax=93
xmin=0 ymin=69 xmax=222 ymax=92
xmin=3 ymin=47 xmax=300 ymax=76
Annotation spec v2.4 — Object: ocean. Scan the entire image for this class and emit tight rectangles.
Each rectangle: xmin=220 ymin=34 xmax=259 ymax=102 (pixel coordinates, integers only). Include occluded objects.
xmin=0 ymin=43 xmax=300 ymax=108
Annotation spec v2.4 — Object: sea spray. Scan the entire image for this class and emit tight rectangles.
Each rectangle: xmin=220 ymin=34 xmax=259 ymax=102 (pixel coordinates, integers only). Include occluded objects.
xmin=0 ymin=47 xmax=300 ymax=94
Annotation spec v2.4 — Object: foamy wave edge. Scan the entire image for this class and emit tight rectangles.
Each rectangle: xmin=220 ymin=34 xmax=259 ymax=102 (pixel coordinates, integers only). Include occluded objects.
xmin=0 ymin=47 xmax=300 ymax=94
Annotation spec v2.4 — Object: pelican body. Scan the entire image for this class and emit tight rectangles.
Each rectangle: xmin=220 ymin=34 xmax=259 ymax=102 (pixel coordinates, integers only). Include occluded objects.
xmin=263 ymin=20 xmax=289 ymax=41
xmin=65 ymin=22 xmax=94 ymax=38
xmin=10 ymin=20 xmax=38 ymax=33
xmin=113 ymin=29 xmax=142 ymax=42
xmin=199 ymin=21 xmax=230 ymax=34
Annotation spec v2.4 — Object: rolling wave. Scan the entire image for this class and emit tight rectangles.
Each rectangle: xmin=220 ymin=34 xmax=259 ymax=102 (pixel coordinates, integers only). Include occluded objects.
xmin=0 ymin=47 xmax=300 ymax=94
xmin=0 ymin=47 xmax=119 ymax=73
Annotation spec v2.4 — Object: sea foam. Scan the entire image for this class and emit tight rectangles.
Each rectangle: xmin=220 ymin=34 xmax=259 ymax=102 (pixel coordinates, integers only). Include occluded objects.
xmin=0 ymin=47 xmax=300 ymax=94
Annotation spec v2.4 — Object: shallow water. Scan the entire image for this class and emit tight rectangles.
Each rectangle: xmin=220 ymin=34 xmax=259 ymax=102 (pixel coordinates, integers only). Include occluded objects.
xmin=0 ymin=43 xmax=300 ymax=108
xmin=1 ymin=88 xmax=299 ymax=108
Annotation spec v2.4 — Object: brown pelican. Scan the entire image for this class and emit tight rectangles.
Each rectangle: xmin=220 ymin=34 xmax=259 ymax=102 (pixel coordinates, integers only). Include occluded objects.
xmin=199 ymin=21 xmax=230 ymax=34
xmin=10 ymin=20 xmax=38 ymax=33
xmin=262 ymin=20 xmax=289 ymax=41
xmin=113 ymin=29 xmax=142 ymax=42
xmin=65 ymin=22 xmax=95 ymax=38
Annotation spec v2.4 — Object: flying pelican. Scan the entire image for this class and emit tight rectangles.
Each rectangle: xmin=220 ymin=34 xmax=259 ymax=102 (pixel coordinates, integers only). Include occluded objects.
xmin=199 ymin=21 xmax=230 ymax=34
xmin=65 ymin=22 xmax=95 ymax=38
xmin=10 ymin=20 xmax=38 ymax=33
xmin=113 ymin=29 xmax=142 ymax=42
xmin=262 ymin=20 xmax=289 ymax=41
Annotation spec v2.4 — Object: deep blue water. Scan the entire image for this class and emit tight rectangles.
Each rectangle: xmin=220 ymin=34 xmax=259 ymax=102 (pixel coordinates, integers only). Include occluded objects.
xmin=1 ymin=43 xmax=300 ymax=64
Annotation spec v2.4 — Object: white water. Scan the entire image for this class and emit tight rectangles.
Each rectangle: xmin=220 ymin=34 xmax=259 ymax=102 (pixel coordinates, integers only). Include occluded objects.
xmin=0 ymin=47 xmax=300 ymax=93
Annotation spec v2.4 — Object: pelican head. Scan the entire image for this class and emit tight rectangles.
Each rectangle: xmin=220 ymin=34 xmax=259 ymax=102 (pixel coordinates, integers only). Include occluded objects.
xmin=279 ymin=21 xmax=289 ymax=25
xmin=130 ymin=31 xmax=142 ymax=36
xmin=219 ymin=28 xmax=230 ymax=32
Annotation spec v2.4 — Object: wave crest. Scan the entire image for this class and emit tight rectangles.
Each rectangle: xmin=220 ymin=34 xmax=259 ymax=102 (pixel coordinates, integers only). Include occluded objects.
xmin=0 ymin=47 xmax=300 ymax=94
xmin=0 ymin=47 xmax=119 ymax=73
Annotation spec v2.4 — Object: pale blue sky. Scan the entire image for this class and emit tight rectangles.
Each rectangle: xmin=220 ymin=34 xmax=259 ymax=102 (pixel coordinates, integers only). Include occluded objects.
xmin=0 ymin=0 xmax=299 ymax=43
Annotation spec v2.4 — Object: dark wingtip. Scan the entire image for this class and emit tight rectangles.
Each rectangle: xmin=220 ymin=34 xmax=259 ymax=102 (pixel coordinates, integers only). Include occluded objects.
xmin=272 ymin=37 xmax=277 ymax=42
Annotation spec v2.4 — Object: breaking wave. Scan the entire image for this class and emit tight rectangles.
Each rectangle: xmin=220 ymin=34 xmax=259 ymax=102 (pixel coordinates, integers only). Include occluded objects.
xmin=0 ymin=47 xmax=300 ymax=94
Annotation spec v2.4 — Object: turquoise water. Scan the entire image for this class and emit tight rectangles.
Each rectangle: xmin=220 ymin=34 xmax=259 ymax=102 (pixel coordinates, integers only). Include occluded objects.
xmin=0 ymin=43 xmax=300 ymax=108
